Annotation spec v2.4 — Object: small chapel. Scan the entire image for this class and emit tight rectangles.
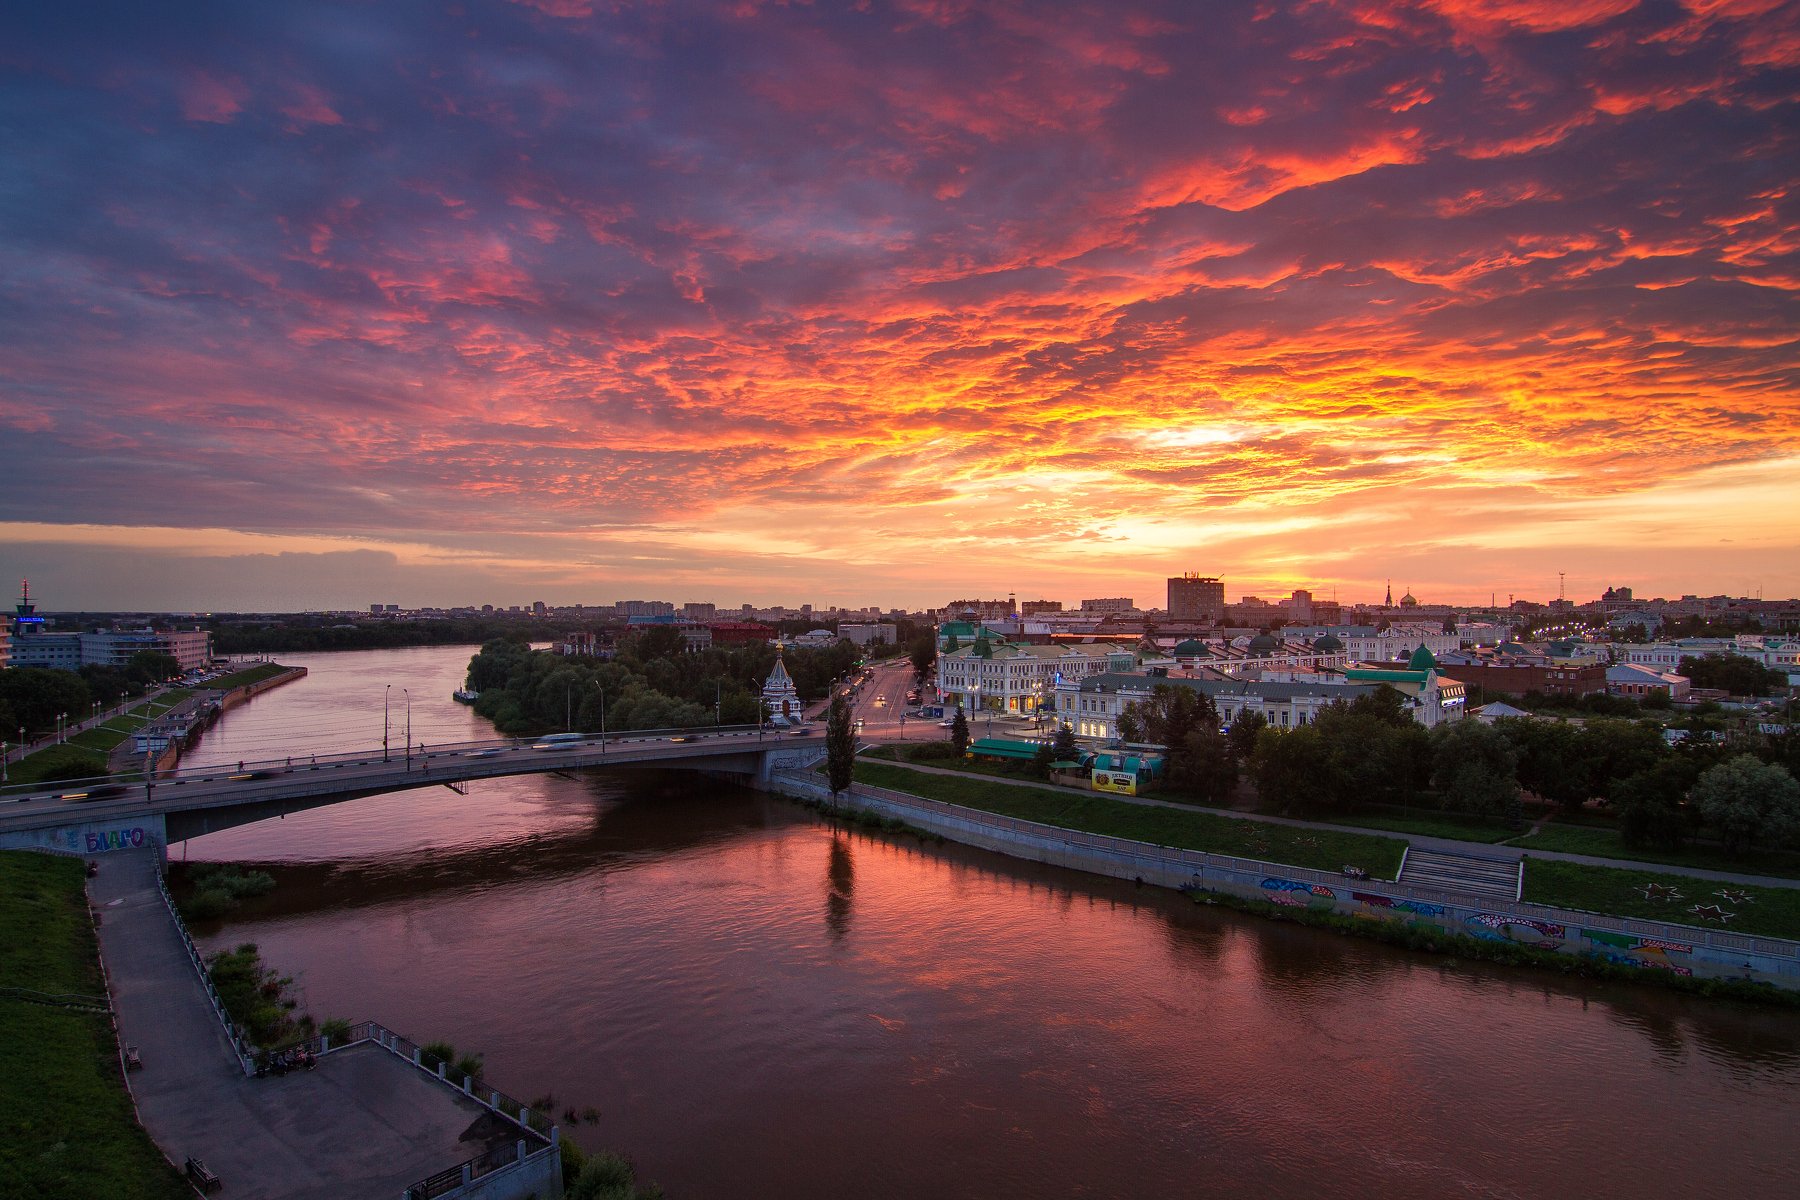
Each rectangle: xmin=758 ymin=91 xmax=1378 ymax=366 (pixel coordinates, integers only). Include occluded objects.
xmin=761 ymin=649 xmax=802 ymax=725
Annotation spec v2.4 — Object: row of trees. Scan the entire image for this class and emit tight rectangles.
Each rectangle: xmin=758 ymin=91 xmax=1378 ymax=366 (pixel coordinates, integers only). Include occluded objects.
xmin=465 ymin=631 xmax=863 ymax=735
xmin=0 ymin=653 xmax=180 ymax=743
xmin=1104 ymin=682 xmax=1800 ymax=858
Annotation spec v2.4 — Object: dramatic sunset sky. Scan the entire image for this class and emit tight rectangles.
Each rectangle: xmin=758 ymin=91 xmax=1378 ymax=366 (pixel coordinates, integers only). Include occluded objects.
xmin=2 ymin=1 xmax=1797 ymax=612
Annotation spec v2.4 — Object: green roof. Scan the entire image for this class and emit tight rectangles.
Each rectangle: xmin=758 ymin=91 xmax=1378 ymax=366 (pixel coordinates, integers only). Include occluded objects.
xmin=968 ymin=737 xmax=1045 ymax=761
xmin=1172 ymin=638 xmax=1209 ymax=656
xmin=1344 ymin=668 xmax=1427 ymax=684
xmin=1407 ymin=644 xmax=1438 ymax=670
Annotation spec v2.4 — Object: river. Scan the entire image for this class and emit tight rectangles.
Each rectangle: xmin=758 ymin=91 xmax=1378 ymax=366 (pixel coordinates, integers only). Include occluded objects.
xmin=182 ymin=646 xmax=1800 ymax=1198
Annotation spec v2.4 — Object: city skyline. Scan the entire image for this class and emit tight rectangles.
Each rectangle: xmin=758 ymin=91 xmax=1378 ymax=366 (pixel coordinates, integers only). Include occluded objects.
xmin=3 ymin=2 xmax=1797 ymax=611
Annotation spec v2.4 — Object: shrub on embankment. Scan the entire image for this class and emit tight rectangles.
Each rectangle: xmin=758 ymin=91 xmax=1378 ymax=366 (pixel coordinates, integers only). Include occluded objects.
xmin=205 ymin=943 xmax=314 ymax=1049
xmin=170 ymin=864 xmax=275 ymax=922
xmin=0 ymin=851 xmax=192 ymax=1200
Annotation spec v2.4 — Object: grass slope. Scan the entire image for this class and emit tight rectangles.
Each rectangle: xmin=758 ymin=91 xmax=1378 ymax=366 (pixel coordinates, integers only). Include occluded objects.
xmin=854 ymin=760 xmax=1406 ymax=878
xmin=0 ymin=852 xmax=191 ymax=1200
xmin=1522 ymin=858 xmax=1800 ymax=941
xmin=1517 ymin=822 xmax=1800 ymax=881
xmin=208 ymin=663 xmax=293 ymax=691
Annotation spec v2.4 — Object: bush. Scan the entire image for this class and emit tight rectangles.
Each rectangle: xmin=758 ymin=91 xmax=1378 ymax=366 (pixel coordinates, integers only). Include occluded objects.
xmin=906 ymin=741 xmax=961 ymax=761
xmin=319 ymin=1018 xmax=353 ymax=1043
xmin=180 ymin=888 xmax=235 ymax=922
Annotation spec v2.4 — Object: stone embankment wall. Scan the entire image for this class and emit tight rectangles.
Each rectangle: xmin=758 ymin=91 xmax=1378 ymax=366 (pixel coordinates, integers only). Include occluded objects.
xmin=772 ymin=774 xmax=1800 ymax=991
xmin=215 ymin=666 xmax=307 ymax=713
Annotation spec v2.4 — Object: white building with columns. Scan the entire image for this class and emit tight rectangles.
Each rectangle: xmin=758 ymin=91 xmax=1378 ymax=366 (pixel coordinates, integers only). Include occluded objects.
xmin=939 ymin=639 xmax=1135 ymax=714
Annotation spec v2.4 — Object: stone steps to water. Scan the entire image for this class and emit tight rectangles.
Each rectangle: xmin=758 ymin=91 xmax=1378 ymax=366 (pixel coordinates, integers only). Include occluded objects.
xmin=1399 ymin=848 xmax=1520 ymax=900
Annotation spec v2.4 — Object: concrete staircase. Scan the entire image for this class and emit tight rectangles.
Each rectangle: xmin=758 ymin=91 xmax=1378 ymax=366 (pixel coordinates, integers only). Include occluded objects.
xmin=1399 ymin=848 xmax=1520 ymax=900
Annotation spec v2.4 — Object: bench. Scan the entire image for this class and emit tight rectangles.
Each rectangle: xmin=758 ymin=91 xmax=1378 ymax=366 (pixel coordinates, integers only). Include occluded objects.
xmin=124 ymin=1046 xmax=142 ymax=1071
xmin=185 ymin=1156 xmax=221 ymax=1194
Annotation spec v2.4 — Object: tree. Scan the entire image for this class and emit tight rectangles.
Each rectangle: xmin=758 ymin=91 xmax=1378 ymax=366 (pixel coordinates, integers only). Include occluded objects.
xmin=907 ymin=632 xmax=937 ymax=681
xmin=35 ymin=751 xmax=109 ymax=784
xmin=950 ymin=709 xmax=970 ymax=756
xmin=1679 ymin=652 xmax=1785 ymax=697
xmin=1031 ymin=742 xmax=1057 ymax=780
xmin=1615 ymin=759 xmax=1698 ymax=851
xmin=1225 ymin=711 xmax=1266 ymax=762
xmin=1429 ymin=721 xmax=1520 ymax=817
xmin=1052 ymin=722 xmax=1079 ymax=761
xmin=125 ymin=650 xmax=181 ymax=686
xmin=1576 ymin=719 xmax=1666 ymax=805
xmin=1249 ymin=725 xmax=1341 ymax=815
xmin=1499 ymin=718 xmax=1592 ymax=811
xmin=826 ymin=694 xmax=856 ymax=804
xmin=1115 ymin=703 xmax=1144 ymax=743
xmin=1179 ymin=725 xmax=1238 ymax=805
xmin=1691 ymin=755 xmax=1800 ymax=855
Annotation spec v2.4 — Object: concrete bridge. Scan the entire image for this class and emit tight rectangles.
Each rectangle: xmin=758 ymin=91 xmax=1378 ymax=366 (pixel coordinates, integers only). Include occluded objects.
xmin=0 ymin=726 xmax=827 ymax=857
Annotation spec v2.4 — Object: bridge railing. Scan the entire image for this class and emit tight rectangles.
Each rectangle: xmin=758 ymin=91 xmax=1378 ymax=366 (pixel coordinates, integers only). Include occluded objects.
xmin=0 ymin=723 xmax=807 ymax=802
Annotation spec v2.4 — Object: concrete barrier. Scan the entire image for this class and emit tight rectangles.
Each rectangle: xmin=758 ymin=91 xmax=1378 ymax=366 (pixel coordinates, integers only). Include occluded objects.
xmin=772 ymin=774 xmax=1800 ymax=990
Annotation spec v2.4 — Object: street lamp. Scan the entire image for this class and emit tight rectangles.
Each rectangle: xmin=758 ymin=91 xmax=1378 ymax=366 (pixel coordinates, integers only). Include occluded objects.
xmin=383 ymin=685 xmax=392 ymax=762
xmin=403 ymin=688 xmax=412 ymax=769
xmin=715 ymin=679 xmax=722 ymax=727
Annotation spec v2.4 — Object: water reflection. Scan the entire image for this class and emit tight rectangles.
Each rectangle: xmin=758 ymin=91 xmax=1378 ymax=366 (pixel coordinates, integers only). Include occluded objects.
xmin=183 ymin=645 xmax=1800 ymax=1198
xmin=826 ymin=834 xmax=854 ymax=944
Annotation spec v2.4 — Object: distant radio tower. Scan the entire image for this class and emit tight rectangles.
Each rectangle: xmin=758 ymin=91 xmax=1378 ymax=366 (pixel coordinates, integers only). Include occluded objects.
xmin=1558 ymin=572 xmax=1565 ymax=601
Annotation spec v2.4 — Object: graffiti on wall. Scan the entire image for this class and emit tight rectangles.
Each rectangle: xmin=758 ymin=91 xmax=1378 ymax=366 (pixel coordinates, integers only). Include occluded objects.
xmin=1260 ymin=877 xmax=1336 ymax=908
xmin=1352 ymin=892 xmax=1446 ymax=918
xmin=86 ymin=827 xmax=150 ymax=853
xmin=1581 ymin=928 xmax=1694 ymax=973
xmin=1466 ymin=913 xmax=1566 ymax=949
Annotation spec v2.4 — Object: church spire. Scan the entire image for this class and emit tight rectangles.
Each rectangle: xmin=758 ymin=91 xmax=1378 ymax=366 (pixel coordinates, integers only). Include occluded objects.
xmin=1385 ymin=579 xmax=1392 ymax=607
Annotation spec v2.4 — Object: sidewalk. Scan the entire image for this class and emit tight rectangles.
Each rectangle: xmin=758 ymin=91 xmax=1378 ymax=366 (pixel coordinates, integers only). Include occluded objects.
xmin=88 ymin=849 xmax=523 ymax=1200
xmin=863 ymin=755 xmax=1800 ymax=892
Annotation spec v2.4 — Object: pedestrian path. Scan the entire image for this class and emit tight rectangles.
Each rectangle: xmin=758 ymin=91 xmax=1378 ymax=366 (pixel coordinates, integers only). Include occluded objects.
xmin=1398 ymin=848 xmax=1519 ymax=900
xmin=89 ymin=849 xmax=522 ymax=1200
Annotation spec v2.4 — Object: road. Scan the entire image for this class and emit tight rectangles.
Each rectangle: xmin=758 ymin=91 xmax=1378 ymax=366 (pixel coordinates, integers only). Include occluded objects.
xmin=0 ymin=725 xmax=822 ymax=836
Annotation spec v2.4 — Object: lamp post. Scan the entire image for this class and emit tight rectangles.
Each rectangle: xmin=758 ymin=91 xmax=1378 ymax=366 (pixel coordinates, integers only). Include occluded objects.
xmin=565 ymin=683 xmax=574 ymax=733
xmin=598 ymin=685 xmax=606 ymax=751
xmin=2 ymin=739 xmax=8 ymax=784
xmin=403 ymin=688 xmax=412 ymax=769
xmin=715 ymin=679 xmax=722 ymax=727
xmin=383 ymin=685 xmax=391 ymax=763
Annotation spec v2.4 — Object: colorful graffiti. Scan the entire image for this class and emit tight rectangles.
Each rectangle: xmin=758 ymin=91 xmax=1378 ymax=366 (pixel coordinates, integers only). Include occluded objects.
xmin=1466 ymin=913 xmax=1566 ymax=949
xmin=85 ymin=827 xmax=149 ymax=853
xmin=1260 ymin=877 xmax=1336 ymax=908
xmin=1582 ymin=928 xmax=1694 ymax=971
xmin=1352 ymin=892 xmax=1446 ymax=918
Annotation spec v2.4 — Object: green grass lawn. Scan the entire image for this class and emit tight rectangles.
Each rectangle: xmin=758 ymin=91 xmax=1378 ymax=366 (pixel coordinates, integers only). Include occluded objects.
xmin=853 ymin=760 xmax=1406 ymax=878
xmin=0 ymin=852 xmax=193 ymax=1200
xmin=207 ymin=664 xmax=292 ymax=691
xmin=1328 ymin=812 xmax=1519 ymax=844
xmin=1515 ymin=822 xmax=1800 ymax=881
xmin=1522 ymin=857 xmax=1800 ymax=941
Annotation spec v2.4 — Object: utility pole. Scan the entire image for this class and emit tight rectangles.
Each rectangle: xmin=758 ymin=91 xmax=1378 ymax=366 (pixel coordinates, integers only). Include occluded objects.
xmin=403 ymin=689 xmax=412 ymax=769
xmin=383 ymin=685 xmax=391 ymax=762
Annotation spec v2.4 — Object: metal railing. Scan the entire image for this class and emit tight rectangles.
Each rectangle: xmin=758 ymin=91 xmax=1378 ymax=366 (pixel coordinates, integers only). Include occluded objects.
xmin=0 ymin=724 xmax=816 ymax=805
xmin=781 ymin=774 xmax=1800 ymax=961
xmin=152 ymin=870 xmax=258 ymax=1075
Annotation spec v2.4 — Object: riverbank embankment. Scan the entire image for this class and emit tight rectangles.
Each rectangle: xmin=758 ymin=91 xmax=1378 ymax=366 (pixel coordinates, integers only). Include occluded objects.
xmin=82 ymin=847 xmax=559 ymax=1200
xmin=770 ymin=772 xmax=1800 ymax=996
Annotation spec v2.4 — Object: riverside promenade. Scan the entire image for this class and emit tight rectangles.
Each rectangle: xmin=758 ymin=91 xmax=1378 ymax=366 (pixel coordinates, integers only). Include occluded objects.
xmin=89 ymin=850 xmax=524 ymax=1200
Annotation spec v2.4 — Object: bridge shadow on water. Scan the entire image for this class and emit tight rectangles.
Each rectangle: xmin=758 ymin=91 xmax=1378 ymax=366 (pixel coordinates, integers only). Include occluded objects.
xmin=174 ymin=769 xmax=800 ymax=923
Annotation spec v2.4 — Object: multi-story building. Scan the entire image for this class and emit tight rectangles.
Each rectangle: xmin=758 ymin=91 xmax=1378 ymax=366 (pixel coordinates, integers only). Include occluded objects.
xmin=0 ymin=622 xmax=10 ymax=670
xmin=1167 ymin=574 xmax=1225 ymax=622
xmin=1434 ymin=652 xmax=1606 ymax=698
xmin=78 ymin=628 xmax=213 ymax=673
xmin=941 ymin=599 xmax=1015 ymax=622
xmin=617 ymin=600 xmax=675 ymax=617
xmin=683 ymin=602 xmax=718 ymax=620
xmin=1282 ymin=625 xmax=1460 ymax=662
xmin=1055 ymin=665 xmax=1464 ymax=740
xmin=1020 ymin=600 xmax=1063 ymax=616
xmin=1606 ymin=664 xmax=1690 ymax=701
xmin=839 ymin=623 xmax=897 ymax=647
xmin=940 ymin=639 xmax=1135 ymax=714
xmin=1079 ymin=597 xmax=1135 ymax=615
xmin=707 ymin=620 xmax=776 ymax=645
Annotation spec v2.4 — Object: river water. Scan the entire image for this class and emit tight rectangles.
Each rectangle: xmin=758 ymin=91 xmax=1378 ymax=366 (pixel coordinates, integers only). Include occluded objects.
xmin=183 ymin=647 xmax=1800 ymax=1198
